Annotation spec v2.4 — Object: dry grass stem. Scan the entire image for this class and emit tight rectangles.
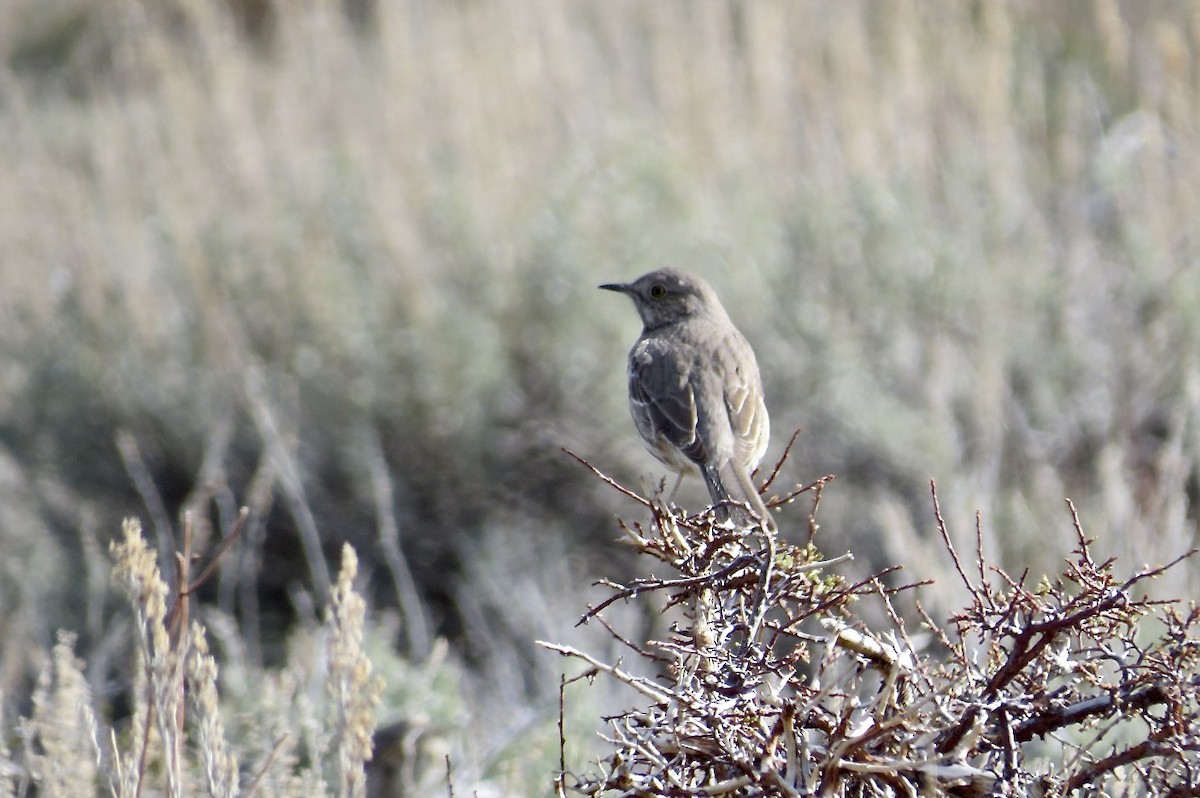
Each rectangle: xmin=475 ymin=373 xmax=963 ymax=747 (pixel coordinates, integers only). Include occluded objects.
xmin=327 ymin=544 xmax=384 ymax=798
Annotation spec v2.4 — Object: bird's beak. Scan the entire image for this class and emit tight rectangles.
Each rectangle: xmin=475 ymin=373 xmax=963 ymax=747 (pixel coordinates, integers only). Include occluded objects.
xmin=599 ymin=282 xmax=630 ymax=294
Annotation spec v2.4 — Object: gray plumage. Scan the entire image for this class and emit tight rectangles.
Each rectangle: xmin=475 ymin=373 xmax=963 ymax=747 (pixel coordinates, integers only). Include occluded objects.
xmin=601 ymin=268 xmax=774 ymax=530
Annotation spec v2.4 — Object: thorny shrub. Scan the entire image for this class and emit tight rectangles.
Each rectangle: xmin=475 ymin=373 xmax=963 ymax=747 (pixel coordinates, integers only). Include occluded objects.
xmin=546 ymin=438 xmax=1200 ymax=796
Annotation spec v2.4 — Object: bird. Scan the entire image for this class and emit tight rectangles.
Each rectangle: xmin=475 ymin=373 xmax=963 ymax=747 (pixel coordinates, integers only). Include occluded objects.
xmin=601 ymin=268 xmax=775 ymax=531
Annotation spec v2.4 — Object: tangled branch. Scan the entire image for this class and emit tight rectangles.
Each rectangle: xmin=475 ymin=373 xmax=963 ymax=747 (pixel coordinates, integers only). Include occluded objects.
xmin=544 ymin=445 xmax=1200 ymax=796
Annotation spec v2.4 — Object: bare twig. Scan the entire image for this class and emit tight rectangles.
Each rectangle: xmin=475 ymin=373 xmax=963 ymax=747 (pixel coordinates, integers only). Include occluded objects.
xmin=769 ymin=473 xmax=836 ymax=509
xmin=930 ymin=480 xmax=973 ymax=595
xmin=538 ymin=642 xmax=672 ymax=705
xmin=556 ymin=675 xmax=569 ymax=798
xmin=185 ymin=506 xmax=248 ymax=597
xmin=758 ymin=427 xmax=804 ymax=492
xmin=548 ymin=459 xmax=1200 ymax=795
xmin=562 ymin=448 xmax=654 ymax=508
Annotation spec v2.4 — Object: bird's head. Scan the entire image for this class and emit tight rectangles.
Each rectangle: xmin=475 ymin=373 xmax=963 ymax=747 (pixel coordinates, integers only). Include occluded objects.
xmin=600 ymin=268 xmax=722 ymax=331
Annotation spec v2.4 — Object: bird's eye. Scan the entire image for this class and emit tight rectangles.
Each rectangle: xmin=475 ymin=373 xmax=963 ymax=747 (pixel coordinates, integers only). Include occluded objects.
xmin=649 ymin=284 xmax=667 ymax=299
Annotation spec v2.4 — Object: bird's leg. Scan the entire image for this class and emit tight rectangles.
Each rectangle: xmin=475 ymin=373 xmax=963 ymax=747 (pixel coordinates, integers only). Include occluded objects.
xmin=666 ymin=471 xmax=685 ymax=504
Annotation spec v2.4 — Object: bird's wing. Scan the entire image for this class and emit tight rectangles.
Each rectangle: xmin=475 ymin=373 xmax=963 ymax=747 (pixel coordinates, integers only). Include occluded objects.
xmin=719 ymin=332 xmax=769 ymax=470
xmin=628 ymin=340 xmax=705 ymax=464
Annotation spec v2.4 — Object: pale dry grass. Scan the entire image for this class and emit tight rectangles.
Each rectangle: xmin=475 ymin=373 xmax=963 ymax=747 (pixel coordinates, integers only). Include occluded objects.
xmin=1 ymin=512 xmax=584 ymax=796
xmin=6 ymin=520 xmax=391 ymax=797
xmin=21 ymin=632 xmax=101 ymax=797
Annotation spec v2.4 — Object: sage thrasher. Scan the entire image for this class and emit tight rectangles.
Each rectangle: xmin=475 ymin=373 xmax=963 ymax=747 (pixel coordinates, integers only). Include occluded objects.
xmin=601 ymin=268 xmax=774 ymax=530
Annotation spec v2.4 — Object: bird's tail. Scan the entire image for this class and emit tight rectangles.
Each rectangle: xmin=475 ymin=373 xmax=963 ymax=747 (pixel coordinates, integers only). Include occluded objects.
xmin=702 ymin=461 xmax=776 ymax=532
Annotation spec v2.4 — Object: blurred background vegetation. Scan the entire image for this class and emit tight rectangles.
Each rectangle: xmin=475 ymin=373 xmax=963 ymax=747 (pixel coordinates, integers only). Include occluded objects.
xmin=1 ymin=0 xmax=1199 ymax=793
